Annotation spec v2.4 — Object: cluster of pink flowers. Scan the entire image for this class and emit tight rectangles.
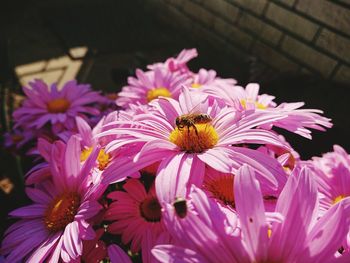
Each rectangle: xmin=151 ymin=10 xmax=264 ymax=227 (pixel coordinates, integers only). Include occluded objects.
xmin=2 ymin=48 xmax=350 ymax=263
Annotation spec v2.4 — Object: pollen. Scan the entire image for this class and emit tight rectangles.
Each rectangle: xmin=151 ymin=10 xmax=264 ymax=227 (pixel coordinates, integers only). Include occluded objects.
xmin=204 ymin=174 xmax=235 ymax=208
xmin=146 ymin=87 xmax=171 ymax=102
xmin=81 ymin=147 xmax=110 ymax=170
xmin=44 ymin=192 xmax=81 ymax=232
xmin=240 ymin=99 xmax=267 ymax=110
xmin=169 ymin=124 xmax=219 ymax=153
xmin=191 ymin=83 xmax=202 ymax=88
xmin=139 ymin=196 xmax=161 ymax=222
xmin=11 ymin=135 xmax=24 ymax=143
xmin=333 ymin=195 xmax=346 ymax=204
xmin=47 ymin=98 xmax=71 ymax=113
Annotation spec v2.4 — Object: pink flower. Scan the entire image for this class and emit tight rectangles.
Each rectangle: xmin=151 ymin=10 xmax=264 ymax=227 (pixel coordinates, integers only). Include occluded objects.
xmin=189 ymin=68 xmax=237 ymax=90
xmin=3 ymin=129 xmax=34 ymax=150
xmin=101 ymin=89 xmax=289 ymax=204
xmin=116 ymin=68 xmax=189 ymax=108
xmin=202 ymin=83 xmax=332 ymax=139
xmin=1 ymin=135 xmax=104 ymax=262
xmin=309 ymin=145 xmax=350 ymax=214
xmin=153 ymin=165 xmax=350 ymax=262
xmin=148 ymin=48 xmax=198 ymax=73
xmin=13 ymin=79 xmax=102 ymax=133
xmin=105 ymin=179 xmax=165 ymax=263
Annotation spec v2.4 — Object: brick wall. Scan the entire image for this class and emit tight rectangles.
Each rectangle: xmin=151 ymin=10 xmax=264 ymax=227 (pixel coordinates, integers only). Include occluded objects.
xmin=149 ymin=0 xmax=350 ymax=83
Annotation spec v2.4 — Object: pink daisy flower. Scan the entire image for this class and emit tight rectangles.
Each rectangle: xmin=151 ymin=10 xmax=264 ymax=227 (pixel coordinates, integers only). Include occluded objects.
xmin=153 ymin=165 xmax=350 ymax=262
xmin=1 ymin=135 xmax=104 ymax=262
xmin=100 ymin=88 xmax=289 ymax=204
xmin=189 ymin=68 xmax=237 ymax=90
xmin=116 ymin=67 xmax=189 ymax=108
xmin=201 ymin=83 xmax=332 ymax=139
xmin=105 ymin=179 xmax=164 ymax=263
xmin=148 ymin=48 xmax=198 ymax=73
xmin=4 ymin=129 xmax=34 ymax=150
xmin=309 ymin=145 xmax=350 ymax=213
xmin=13 ymin=79 xmax=102 ymax=133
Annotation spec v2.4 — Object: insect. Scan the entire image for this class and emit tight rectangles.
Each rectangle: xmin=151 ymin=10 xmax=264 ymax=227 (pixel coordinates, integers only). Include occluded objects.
xmin=175 ymin=113 xmax=212 ymax=135
xmin=173 ymin=198 xmax=187 ymax=218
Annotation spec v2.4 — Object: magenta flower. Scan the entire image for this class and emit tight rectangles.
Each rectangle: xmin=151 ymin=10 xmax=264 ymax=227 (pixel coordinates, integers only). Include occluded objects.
xmin=148 ymin=48 xmax=198 ymax=73
xmin=153 ymin=165 xmax=350 ymax=262
xmin=13 ymin=79 xmax=102 ymax=133
xmin=101 ymin=89 xmax=289 ymax=204
xmin=1 ymin=135 xmax=104 ymax=262
xmin=105 ymin=179 xmax=164 ymax=263
xmin=116 ymin=67 xmax=189 ymax=108
xmin=4 ymin=129 xmax=34 ymax=150
xmin=202 ymin=83 xmax=332 ymax=139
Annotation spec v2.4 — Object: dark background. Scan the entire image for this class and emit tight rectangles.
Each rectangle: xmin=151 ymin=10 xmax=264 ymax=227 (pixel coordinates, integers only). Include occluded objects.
xmin=1 ymin=0 xmax=350 ymax=238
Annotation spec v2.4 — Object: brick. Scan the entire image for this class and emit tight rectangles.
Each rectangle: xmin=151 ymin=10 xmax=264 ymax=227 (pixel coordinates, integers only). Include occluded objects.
xmin=229 ymin=0 xmax=268 ymax=15
xmin=281 ymin=36 xmax=337 ymax=76
xmin=183 ymin=1 xmax=215 ymax=26
xmin=225 ymin=23 xmax=254 ymax=50
xmin=202 ymin=0 xmax=240 ymax=24
xmin=252 ymin=41 xmax=299 ymax=71
xmin=266 ymin=3 xmax=319 ymax=41
xmin=192 ymin=23 xmax=227 ymax=49
xmin=296 ymin=0 xmax=350 ymax=36
xmin=276 ymin=0 xmax=296 ymax=7
xmin=238 ymin=13 xmax=282 ymax=45
xmin=156 ymin=2 xmax=194 ymax=30
xmin=165 ymin=0 xmax=185 ymax=9
xmin=316 ymin=29 xmax=350 ymax=64
xmin=334 ymin=65 xmax=350 ymax=83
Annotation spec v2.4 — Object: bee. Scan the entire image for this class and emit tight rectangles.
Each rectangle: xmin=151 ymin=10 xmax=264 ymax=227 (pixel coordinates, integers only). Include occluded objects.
xmin=175 ymin=113 xmax=212 ymax=135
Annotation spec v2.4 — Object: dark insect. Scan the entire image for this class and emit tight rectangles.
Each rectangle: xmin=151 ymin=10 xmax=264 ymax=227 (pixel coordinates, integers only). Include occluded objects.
xmin=175 ymin=113 xmax=212 ymax=135
xmin=173 ymin=198 xmax=187 ymax=218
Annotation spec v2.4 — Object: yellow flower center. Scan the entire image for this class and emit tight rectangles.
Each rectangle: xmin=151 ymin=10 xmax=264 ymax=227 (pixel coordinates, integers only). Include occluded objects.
xmin=240 ymin=99 xmax=267 ymax=110
xmin=146 ymin=87 xmax=171 ymax=102
xmin=191 ymin=83 xmax=202 ymax=88
xmin=333 ymin=195 xmax=346 ymax=204
xmin=169 ymin=123 xmax=219 ymax=153
xmin=11 ymin=135 xmax=24 ymax=143
xmin=139 ymin=196 xmax=162 ymax=222
xmin=268 ymin=228 xmax=272 ymax=238
xmin=47 ymin=98 xmax=71 ymax=113
xmin=45 ymin=192 xmax=80 ymax=232
xmin=81 ymin=147 xmax=110 ymax=170
xmin=204 ymin=174 xmax=235 ymax=208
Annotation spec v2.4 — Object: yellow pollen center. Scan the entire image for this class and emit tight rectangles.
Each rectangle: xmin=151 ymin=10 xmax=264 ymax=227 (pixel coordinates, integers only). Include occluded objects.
xmin=44 ymin=192 xmax=80 ymax=232
xmin=139 ymin=196 xmax=162 ymax=222
xmin=47 ymin=98 xmax=71 ymax=113
xmin=146 ymin=87 xmax=171 ymax=102
xmin=191 ymin=83 xmax=202 ymax=88
xmin=333 ymin=195 xmax=346 ymax=204
xmin=240 ymin=99 xmax=267 ymax=110
xmin=204 ymin=174 xmax=235 ymax=208
xmin=268 ymin=228 xmax=272 ymax=238
xmin=12 ymin=135 xmax=24 ymax=143
xmin=169 ymin=123 xmax=219 ymax=153
xmin=80 ymin=147 xmax=110 ymax=170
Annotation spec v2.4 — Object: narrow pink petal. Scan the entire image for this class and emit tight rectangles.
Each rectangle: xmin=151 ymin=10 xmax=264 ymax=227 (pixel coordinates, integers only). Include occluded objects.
xmin=108 ymin=244 xmax=132 ymax=263
xmin=9 ymin=204 xmax=46 ymax=218
xmin=64 ymin=135 xmax=82 ymax=185
xmin=269 ymin=167 xmax=318 ymax=262
xmin=234 ymin=165 xmax=268 ymax=262
xmin=152 ymin=245 xmax=208 ymax=263
xmin=26 ymin=232 xmax=61 ymax=263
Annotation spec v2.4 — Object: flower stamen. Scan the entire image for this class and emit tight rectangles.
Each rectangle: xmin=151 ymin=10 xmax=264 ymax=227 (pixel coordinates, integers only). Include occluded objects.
xmin=45 ymin=192 xmax=80 ymax=232
xmin=146 ymin=87 xmax=171 ymax=102
xmin=169 ymin=123 xmax=219 ymax=153
xmin=47 ymin=98 xmax=70 ymax=113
